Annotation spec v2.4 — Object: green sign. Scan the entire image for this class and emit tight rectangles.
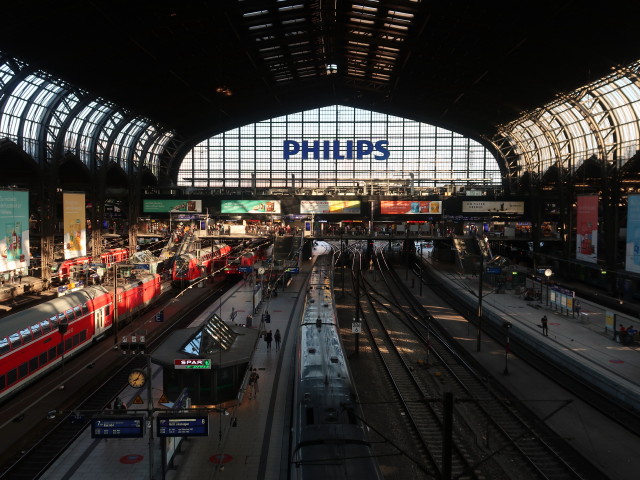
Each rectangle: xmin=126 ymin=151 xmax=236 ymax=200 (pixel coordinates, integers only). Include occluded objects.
xmin=143 ymin=199 xmax=202 ymax=213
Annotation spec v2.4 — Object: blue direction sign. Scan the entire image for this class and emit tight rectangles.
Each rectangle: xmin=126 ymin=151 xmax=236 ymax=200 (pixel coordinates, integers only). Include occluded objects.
xmin=486 ymin=267 xmax=502 ymax=274
xmin=239 ymin=266 xmax=253 ymax=273
xmin=157 ymin=415 xmax=209 ymax=437
xmin=285 ymin=267 xmax=299 ymax=274
xmin=91 ymin=416 xmax=145 ymax=438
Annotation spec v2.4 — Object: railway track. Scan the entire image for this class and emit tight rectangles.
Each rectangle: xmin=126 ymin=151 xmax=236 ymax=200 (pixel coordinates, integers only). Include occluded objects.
xmin=350 ymin=243 xmax=606 ymax=479
xmin=0 ymin=278 xmax=235 ymax=480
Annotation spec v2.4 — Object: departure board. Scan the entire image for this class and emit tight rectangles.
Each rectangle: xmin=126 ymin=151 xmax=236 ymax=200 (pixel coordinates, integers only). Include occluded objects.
xmin=157 ymin=415 xmax=209 ymax=437
xmin=91 ymin=416 xmax=145 ymax=438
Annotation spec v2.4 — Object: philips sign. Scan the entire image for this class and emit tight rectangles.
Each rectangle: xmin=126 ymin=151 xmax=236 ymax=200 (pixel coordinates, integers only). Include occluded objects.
xmin=283 ymin=140 xmax=389 ymax=161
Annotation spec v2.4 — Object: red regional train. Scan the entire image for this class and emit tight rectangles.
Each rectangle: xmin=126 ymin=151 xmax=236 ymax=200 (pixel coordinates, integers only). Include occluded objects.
xmin=171 ymin=242 xmax=232 ymax=288
xmin=51 ymin=248 xmax=130 ymax=285
xmin=0 ymin=273 xmax=161 ymax=403
xmin=224 ymin=251 xmax=259 ymax=276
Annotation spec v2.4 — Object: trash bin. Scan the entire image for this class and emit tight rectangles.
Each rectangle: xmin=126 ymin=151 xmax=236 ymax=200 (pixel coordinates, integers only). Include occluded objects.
xmin=246 ymin=315 xmax=252 ymax=327
xmin=579 ymin=312 xmax=589 ymax=324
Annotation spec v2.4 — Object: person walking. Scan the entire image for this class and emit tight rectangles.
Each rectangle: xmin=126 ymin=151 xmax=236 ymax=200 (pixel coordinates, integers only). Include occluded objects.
xmin=265 ymin=330 xmax=273 ymax=351
xmin=248 ymin=368 xmax=259 ymax=399
xmin=18 ymin=270 xmax=23 ymax=284
xmin=274 ymin=329 xmax=281 ymax=352
xmin=541 ymin=315 xmax=548 ymax=336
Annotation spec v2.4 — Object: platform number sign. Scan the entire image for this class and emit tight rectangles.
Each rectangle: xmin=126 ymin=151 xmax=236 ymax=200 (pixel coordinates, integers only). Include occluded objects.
xmin=352 ymin=321 xmax=362 ymax=334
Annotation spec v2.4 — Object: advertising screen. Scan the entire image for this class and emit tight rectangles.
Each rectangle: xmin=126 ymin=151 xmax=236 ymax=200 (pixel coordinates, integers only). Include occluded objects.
xmin=143 ymin=199 xmax=203 ymax=213
xmin=0 ymin=189 xmax=29 ymax=272
xmin=300 ymin=200 xmax=360 ymax=214
xmin=220 ymin=200 xmax=281 ymax=214
xmin=380 ymin=200 xmax=442 ymax=215
xmin=462 ymin=201 xmax=525 ymax=213
xmin=576 ymin=195 xmax=598 ymax=264
xmin=63 ymin=192 xmax=86 ymax=259
xmin=626 ymin=194 xmax=640 ymax=273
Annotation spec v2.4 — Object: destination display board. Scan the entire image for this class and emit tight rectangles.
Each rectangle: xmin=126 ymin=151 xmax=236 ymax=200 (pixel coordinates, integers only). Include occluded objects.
xmin=174 ymin=359 xmax=212 ymax=370
xmin=462 ymin=201 xmax=524 ymax=214
xmin=157 ymin=415 xmax=209 ymax=437
xmin=91 ymin=416 xmax=145 ymax=438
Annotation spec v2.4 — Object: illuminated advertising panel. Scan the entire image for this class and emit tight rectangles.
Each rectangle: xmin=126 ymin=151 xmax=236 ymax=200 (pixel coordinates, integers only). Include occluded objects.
xmin=300 ymin=200 xmax=361 ymax=214
xmin=626 ymin=194 xmax=640 ymax=273
xmin=143 ymin=199 xmax=203 ymax=213
xmin=380 ymin=200 xmax=442 ymax=215
xmin=576 ymin=195 xmax=598 ymax=264
xmin=63 ymin=192 xmax=86 ymax=260
xmin=0 ymin=190 xmax=29 ymax=272
xmin=462 ymin=201 xmax=525 ymax=213
xmin=220 ymin=200 xmax=281 ymax=214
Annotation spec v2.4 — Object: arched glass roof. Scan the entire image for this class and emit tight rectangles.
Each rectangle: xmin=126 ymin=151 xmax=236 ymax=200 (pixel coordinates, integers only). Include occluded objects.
xmin=0 ymin=52 xmax=172 ymax=175
xmin=177 ymin=105 xmax=502 ymax=192
xmin=493 ymin=59 xmax=640 ymax=178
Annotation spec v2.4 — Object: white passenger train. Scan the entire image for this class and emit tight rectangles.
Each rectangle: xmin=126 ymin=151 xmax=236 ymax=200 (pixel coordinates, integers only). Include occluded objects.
xmin=290 ymin=252 xmax=383 ymax=480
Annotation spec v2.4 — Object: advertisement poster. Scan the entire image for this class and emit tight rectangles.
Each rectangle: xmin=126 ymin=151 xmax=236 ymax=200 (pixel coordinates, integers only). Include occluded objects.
xmin=220 ymin=200 xmax=281 ymax=214
xmin=462 ymin=201 xmax=525 ymax=213
xmin=380 ymin=200 xmax=442 ymax=215
xmin=143 ymin=199 xmax=203 ymax=213
xmin=626 ymin=194 xmax=640 ymax=273
xmin=300 ymin=200 xmax=361 ymax=214
xmin=576 ymin=195 xmax=598 ymax=263
xmin=0 ymin=190 xmax=29 ymax=272
xmin=63 ymin=192 xmax=86 ymax=260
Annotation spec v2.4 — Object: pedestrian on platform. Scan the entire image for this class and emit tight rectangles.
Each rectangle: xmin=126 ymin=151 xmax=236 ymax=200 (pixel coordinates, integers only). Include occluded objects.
xmin=574 ymin=300 xmax=581 ymax=315
xmin=248 ymin=368 xmax=259 ymax=399
xmin=274 ymin=329 xmax=281 ymax=352
xmin=541 ymin=315 xmax=548 ymax=336
xmin=265 ymin=330 xmax=273 ymax=351
xmin=9 ymin=270 xmax=14 ymax=283
xmin=18 ymin=270 xmax=22 ymax=284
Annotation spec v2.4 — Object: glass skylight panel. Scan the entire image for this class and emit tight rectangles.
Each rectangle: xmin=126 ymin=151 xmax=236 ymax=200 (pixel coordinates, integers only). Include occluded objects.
xmin=388 ymin=10 xmax=414 ymax=19
xmin=385 ymin=22 xmax=409 ymax=31
xmin=279 ymin=4 xmax=304 ymax=11
xmin=248 ymin=23 xmax=273 ymax=30
xmin=282 ymin=18 xmax=305 ymax=25
xmin=243 ymin=10 xmax=268 ymax=17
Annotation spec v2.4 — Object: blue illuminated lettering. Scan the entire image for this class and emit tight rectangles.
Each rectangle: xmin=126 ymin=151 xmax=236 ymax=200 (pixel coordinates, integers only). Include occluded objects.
xmin=282 ymin=139 xmax=389 ymax=161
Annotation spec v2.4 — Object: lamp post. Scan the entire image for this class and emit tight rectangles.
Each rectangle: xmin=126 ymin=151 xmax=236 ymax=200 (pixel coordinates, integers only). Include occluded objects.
xmin=476 ymin=253 xmax=484 ymax=352
xmin=58 ymin=319 xmax=68 ymax=386
xmin=503 ymin=322 xmax=512 ymax=375
xmin=544 ymin=268 xmax=552 ymax=306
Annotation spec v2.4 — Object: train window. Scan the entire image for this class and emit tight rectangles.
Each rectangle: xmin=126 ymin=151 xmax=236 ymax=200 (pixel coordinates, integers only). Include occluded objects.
xmin=7 ymin=369 xmax=17 ymax=385
xmin=105 ymin=305 xmax=110 ymax=316
xmin=64 ymin=338 xmax=72 ymax=352
xmin=49 ymin=316 xmax=58 ymax=328
xmin=79 ymin=330 xmax=86 ymax=342
xmin=73 ymin=306 xmax=82 ymax=317
xmin=29 ymin=357 xmax=38 ymax=372
xmin=0 ymin=375 xmax=4 ymax=390
xmin=9 ymin=333 xmax=21 ymax=348
xmin=81 ymin=303 xmax=89 ymax=314
xmin=58 ymin=313 xmax=66 ymax=323
xmin=57 ymin=343 xmax=63 ymax=356
xmin=0 ymin=338 xmax=9 ymax=355
xmin=72 ymin=334 xmax=80 ymax=346
xmin=39 ymin=352 xmax=47 ymax=365
xmin=305 ymin=407 xmax=315 ymax=425
xmin=48 ymin=346 xmax=57 ymax=361
xmin=31 ymin=324 xmax=42 ymax=339
xmin=18 ymin=362 xmax=28 ymax=379
xmin=40 ymin=320 xmax=51 ymax=333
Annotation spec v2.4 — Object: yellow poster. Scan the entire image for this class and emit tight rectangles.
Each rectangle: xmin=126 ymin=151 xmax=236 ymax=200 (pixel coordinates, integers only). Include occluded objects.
xmin=63 ymin=192 xmax=86 ymax=259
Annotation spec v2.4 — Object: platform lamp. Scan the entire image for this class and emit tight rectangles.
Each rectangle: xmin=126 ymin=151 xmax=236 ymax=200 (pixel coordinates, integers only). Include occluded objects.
xmin=544 ymin=268 xmax=553 ymax=306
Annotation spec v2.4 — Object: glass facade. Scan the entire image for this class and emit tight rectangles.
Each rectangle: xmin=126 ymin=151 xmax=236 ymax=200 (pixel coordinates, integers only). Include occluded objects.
xmin=177 ymin=105 xmax=502 ymax=190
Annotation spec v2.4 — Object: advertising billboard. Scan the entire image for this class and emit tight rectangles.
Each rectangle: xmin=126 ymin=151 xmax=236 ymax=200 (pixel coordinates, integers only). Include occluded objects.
xmin=0 ymin=190 xmax=29 ymax=272
xmin=63 ymin=192 xmax=86 ymax=259
xmin=380 ymin=200 xmax=442 ymax=215
xmin=626 ymin=194 xmax=640 ymax=273
xmin=462 ymin=201 xmax=525 ymax=213
xmin=143 ymin=199 xmax=203 ymax=213
xmin=220 ymin=200 xmax=281 ymax=214
xmin=300 ymin=200 xmax=361 ymax=214
xmin=576 ymin=195 xmax=598 ymax=264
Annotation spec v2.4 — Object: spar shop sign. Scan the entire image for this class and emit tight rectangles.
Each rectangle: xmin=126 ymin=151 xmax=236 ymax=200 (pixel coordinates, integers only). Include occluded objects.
xmin=283 ymin=140 xmax=390 ymax=161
